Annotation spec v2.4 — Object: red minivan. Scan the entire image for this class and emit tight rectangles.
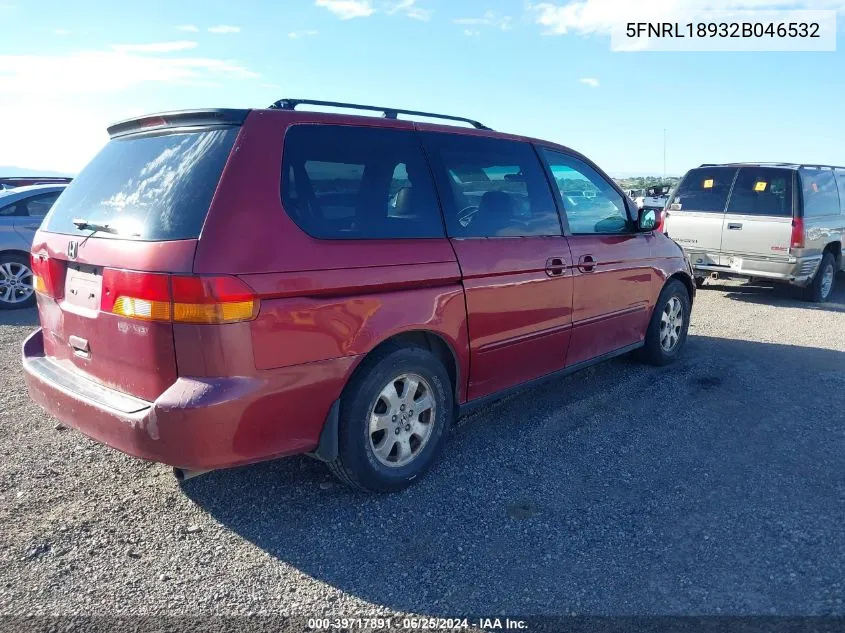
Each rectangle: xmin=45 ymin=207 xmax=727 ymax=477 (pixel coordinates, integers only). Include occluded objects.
xmin=22 ymin=100 xmax=694 ymax=492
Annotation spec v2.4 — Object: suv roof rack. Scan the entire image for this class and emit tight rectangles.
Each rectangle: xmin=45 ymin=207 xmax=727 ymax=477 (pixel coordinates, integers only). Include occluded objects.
xmin=267 ymin=98 xmax=492 ymax=131
xmin=699 ymin=162 xmax=845 ymax=170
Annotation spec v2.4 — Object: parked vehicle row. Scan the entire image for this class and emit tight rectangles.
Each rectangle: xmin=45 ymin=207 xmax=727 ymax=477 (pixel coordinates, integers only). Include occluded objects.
xmin=665 ymin=163 xmax=845 ymax=302
xmin=0 ymin=184 xmax=66 ymax=308
xmin=21 ymin=100 xmax=694 ymax=492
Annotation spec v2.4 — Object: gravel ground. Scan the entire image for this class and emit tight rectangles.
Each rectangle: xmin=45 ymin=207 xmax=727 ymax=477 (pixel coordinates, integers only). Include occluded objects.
xmin=1 ymin=278 xmax=844 ymax=618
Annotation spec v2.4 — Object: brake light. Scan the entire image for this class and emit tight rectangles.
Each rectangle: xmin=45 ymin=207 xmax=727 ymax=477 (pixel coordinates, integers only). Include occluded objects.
xmin=656 ymin=209 xmax=666 ymax=233
xmin=30 ymin=253 xmax=64 ymax=298
xmin=102 ymin=269 xmax=171 ymax=321
xmin=171 ymin=275 xmax=257 ymax=324
xmin=101 ymin=269 xmax=257 ymax=324
xmin=790 ymin=217 xmax=805 ymax=249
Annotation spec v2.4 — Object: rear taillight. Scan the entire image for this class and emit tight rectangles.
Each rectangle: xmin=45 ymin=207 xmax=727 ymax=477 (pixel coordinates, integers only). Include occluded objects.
xmin=656 ymin=209 xmax=666 ymax=233
xmin=31 ymin=253 xmax=64 ymax=298
xmin=790 ymin=217 xmax=805 ymax=249
xmin=101 ymin=270 xmax=258 ymax=324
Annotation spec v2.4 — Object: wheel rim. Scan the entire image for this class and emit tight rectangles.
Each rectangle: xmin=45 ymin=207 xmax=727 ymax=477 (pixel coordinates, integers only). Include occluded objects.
xmin=368 ymin=372 xmax=436 ymax=468
xmin=820 ymin=263 xmax=834 ymax=300
xmin=0 ymin=261 xmax=34 ymax=305
xmin=659 ymin=296 xmax=684 ymax=352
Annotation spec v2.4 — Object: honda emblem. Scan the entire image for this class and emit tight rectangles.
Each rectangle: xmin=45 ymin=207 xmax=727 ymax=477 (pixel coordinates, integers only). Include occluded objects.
xmin=67 ymin=241 xmax=78 ymax=260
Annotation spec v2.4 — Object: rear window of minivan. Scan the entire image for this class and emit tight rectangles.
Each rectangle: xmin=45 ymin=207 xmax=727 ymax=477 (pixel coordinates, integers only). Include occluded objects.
xmin=42 ymin=128 xmax=239 ymax=241
xmin=281 ymin=125 xmax=444 ymax=240
xmin=671 ymin=167 xmax=737 ymax=212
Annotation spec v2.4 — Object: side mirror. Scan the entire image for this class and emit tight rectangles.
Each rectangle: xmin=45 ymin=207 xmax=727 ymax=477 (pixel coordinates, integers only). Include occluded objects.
xmin=638 ymin=208 xmax=657 ymax=232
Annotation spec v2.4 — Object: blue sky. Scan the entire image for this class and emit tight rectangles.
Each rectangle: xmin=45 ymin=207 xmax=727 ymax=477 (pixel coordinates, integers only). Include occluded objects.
xmin=0 ymin=0 xmax=843 ymax=176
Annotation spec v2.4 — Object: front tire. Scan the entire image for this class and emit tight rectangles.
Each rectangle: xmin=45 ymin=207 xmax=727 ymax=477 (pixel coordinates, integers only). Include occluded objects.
xmin=639 ymin=279 xmax=691 ymax=366
xmin=328 ymin=344 xmax=453 ymax=493
xmin=803 ymin=252 xmax=836 ymax=303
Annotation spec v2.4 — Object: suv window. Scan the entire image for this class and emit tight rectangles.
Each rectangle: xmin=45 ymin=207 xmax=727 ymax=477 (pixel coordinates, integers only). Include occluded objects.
xmin=421 ymin=133 xmax=560 ymax=238
xmin=42 ymin=128 xmax=238 ymax=241
xmin=726 ymin=167 xmax=792 ymax=217
xmin=543 ymin=149 xmax=630 ymax=234
xmin=836 ymin=170 xmax=845 ymax=215
xmin=671 ymin=167 xmax=738 ymax=213
xmin=800 ymin=168 xmax=841 ymax=218
xmin=281 ymin=125 xmax=444 ymax=239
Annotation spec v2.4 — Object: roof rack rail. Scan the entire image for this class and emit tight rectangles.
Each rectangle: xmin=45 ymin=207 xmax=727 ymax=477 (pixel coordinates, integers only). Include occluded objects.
xmin=267 ymin=98 xmax=492 ymax=131
xmin=699 ymin=162 xmax=845 ymax=170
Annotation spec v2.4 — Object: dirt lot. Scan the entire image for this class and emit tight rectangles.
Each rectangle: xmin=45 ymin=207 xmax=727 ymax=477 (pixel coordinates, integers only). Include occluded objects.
xmin=1 ymin=278 xmax=844 ymax=617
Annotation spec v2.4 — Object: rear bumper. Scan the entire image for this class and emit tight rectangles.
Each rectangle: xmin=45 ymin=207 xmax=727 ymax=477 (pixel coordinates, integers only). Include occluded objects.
xmin=684 ymin=250 xmax=821 ymax=286
xmin=22 ymin=328 xmax=357 ymax=470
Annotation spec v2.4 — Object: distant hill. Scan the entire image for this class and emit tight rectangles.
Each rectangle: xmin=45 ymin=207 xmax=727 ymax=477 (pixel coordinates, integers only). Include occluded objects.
xmin=0 ymin=166 xmax=75 ymax=177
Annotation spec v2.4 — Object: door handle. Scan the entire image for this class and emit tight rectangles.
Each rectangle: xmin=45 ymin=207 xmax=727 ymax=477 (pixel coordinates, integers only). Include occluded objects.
xmin=545 ymin=257 xmax=566 ymax=277
xmin=727 ymin=223 xmax=743 ymax=230
xmin=577 ymin=255 xmax=596 ymax=272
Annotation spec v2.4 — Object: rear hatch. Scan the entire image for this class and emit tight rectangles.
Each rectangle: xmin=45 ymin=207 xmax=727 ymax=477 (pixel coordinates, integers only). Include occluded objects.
xmin=665 ymin=166 xmax=738 ymax=262
xmin=719 ymin=166 xmax=795 ymax=260
xmin=31 ymin=110 xmax=245 ymax=402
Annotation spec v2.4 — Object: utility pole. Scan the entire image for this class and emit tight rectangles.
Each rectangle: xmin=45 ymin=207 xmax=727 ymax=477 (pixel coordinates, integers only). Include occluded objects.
xmin=663 ymin=128 xmax=667 ymax=181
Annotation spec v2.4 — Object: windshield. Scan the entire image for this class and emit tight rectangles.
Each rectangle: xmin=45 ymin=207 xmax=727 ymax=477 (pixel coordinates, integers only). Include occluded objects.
xmin=41 ymin=127 xmax=238 ymax=241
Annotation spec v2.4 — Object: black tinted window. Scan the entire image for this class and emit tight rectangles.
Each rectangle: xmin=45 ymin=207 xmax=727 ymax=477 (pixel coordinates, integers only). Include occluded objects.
xmin=801 ymin=169 xmax=840 ymax=218
xmin=727 ymin=168 xmax=792 ymax=217
xmin=836 ymin=170 xmax=845 ymax=215
xmin=281 ymin=125 xmax=443 ymax=240
xmin=671 ymin=167 xmax=738 ymax=213
xmin=43 ymin=128 xmax=237 ymax=240
xmin=543 ymin=150 xmax=630 ymax=234
xmin=422 ymin=133 xmax=560 ymax=238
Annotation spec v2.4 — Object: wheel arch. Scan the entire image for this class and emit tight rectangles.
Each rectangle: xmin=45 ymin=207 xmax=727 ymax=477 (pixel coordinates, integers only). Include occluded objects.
xmin=823 ymin=241 xmax=842 ymax=269
xmin=667 ymin=271 xmax=695 ymax=305
xmin=310 ymin=328 xmax=463 ymax=463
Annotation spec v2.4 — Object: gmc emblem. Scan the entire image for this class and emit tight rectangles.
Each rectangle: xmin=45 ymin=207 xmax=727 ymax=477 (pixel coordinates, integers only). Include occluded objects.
xmin=67 ymin=241 xmax=78 ymax=260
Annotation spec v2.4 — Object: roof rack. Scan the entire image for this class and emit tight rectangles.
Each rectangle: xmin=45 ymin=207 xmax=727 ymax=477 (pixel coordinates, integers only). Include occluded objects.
xmin=699 ymin=162 xmax=845 ymax=170
xmin=268 ymin=98 xmax=492 ymax=131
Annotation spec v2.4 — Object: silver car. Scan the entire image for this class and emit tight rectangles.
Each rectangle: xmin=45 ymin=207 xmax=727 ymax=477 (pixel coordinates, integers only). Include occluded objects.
xmin=665 ymin=163 xmax=844 ymax=302
xmin=0 ymin=184 xmax=66 ymax=309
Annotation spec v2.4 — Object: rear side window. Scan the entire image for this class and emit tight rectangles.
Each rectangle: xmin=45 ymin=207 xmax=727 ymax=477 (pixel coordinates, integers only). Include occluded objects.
xmin=42 ymin=128 xmax=238 ymax=240
xmin=24 ymin=192 xmax=61 ymax=217
xmin=800 ymin=169 xmax=841 ymax=218
xmin=671 ymin=167 xmax=738 ymax=213
xmin=837 ymin=170 xmax=845 ymax=215
xmin=726 ymin=167 xmax=792 ymax=217
xmin=421 ymin=133 xmax=560 ymax=238
xmin=281 ymin=125 xmax=444 ymax=239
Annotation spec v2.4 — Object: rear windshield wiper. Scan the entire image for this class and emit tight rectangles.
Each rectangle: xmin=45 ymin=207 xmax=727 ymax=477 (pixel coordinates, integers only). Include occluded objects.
xmin=72 ymin=218 xmax=120 ymax=235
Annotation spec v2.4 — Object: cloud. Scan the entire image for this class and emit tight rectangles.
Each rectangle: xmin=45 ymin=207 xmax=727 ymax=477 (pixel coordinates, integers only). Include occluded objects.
xmin=288 ymin=29 xmax=320 ymax=38
xmin=208 ymin=24 xmax=241 ymax=34
xmin=315 ymin=0 xmax=375 ymax=19
xmin=387 ymin=0 xmax=431 ymax=20
xmin=111 ymin=41 xmax=198 ymax=53
xmin=0 ymin=47 xmax=258 ymax=96
xmin=454 ymin=11 xmax=513 ymax=31
xmin=176 ymin=24 xmax=199 ymax=32
xmin=532 ymin=0 xmax=845 ymax=36
xmin=579 ymin=77 xmax=600 ymax=87
xmin=54 ymin=29 xmax=71 ymax=36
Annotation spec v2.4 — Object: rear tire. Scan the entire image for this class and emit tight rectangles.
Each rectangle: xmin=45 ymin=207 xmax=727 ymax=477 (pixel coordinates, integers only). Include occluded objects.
xmin=0 ymin=253 xmax=36 ymax=310
xmin=803 ymin=252 xmax=836 ymax=303
xmin=638 ymin=279 xmax=691 ymax=366
xmin=328 ymin=344 xmax=453 ymax=493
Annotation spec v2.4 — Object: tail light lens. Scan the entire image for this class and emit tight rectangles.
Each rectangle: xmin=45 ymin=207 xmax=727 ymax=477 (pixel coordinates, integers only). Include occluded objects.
xmin=790 ymin=217 xmax=805 ymax=249
xmin=30 ymin=253 xmax=65 ymax=298
xmin=101 ymin=270 xmax=257 ymax=324
xmin=656 ymin=209 xmax=666 ymax=233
